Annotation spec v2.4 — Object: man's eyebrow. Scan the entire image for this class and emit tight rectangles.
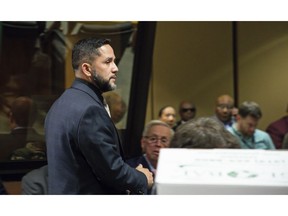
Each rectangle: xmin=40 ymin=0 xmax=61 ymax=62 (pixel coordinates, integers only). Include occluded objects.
xmin=104 ymin=57 xmax=114 ymax=61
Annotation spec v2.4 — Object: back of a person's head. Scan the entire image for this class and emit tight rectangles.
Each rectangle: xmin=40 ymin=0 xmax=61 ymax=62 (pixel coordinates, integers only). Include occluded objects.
xmin=238 ymin=101 xmax=262 ymax=119
xmin=170 ymin=117 xmax=240 ymax=149
xmin=10 ymin=96 xmax=37 ymax=127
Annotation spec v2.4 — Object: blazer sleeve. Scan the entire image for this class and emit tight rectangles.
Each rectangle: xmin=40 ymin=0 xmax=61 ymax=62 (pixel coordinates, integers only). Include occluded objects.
xmin=78 ymin=105 xmax=148 ymax=194
xmin=21 ymin=165 xmax=48 ymax=195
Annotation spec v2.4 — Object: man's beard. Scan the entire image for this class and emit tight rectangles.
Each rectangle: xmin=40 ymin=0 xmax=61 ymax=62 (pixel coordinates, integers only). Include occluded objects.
xmin=92 ymin=69 xmax=116 ymax=92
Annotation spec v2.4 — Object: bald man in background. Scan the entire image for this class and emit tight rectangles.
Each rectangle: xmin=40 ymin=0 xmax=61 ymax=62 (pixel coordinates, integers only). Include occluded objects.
xmin=211 ymin=94 xmax=235 ymax=130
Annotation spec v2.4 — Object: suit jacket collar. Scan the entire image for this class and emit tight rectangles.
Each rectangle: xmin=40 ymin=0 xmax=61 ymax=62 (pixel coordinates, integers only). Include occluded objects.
xmin=72 ymin=78 xmax=104 ymax=104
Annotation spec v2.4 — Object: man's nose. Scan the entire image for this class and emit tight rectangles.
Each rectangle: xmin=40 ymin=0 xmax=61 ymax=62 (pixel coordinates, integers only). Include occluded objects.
xmin=112 ymin=62 xmax=118 ymax=72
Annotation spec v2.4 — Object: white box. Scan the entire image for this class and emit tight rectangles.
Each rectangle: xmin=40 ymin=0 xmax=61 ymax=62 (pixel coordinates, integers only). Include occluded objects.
xmin=155 ymin=149 xmax=288 ymax=194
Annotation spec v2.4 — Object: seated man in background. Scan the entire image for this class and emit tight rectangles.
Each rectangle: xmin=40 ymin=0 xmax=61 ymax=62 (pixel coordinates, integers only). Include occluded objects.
xmin=126 ymin=120 xmax=174 ymax=194
xmin=173 ymin=100 xmax=196 ymax=131
xmin=228 ymin=101 xmax=275 ymax=149
xmin=211 ymin=94 xmax=235 ymax=130
xmin=170 ymin=117 xmax=240 ymax=149
xmin=0 ymin=96 xmax=45 ymax=161
xmin=158 ymin=105 xmax=176 ymax=128
xmin=266 ymin=104 xmax=288 ymax=149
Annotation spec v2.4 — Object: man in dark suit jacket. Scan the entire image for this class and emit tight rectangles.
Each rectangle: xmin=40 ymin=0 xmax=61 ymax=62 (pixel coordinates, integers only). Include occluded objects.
xmin=45 ymin=38 xmax=153 ymax=194
xmin=126 ymin=120 xmax=174 ymax=194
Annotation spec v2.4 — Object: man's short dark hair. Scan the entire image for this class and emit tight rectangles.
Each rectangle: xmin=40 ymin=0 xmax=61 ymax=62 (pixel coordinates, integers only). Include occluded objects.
xmin=72 ymin=38 xmax=111 ymax=71
xmin=238 ymin=101 xmax=262 ymax=119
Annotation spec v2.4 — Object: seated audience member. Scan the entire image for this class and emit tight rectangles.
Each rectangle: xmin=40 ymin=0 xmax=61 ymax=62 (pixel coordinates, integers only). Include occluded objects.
xmin=158 ymin=105 xmax=176 ymax=128
xmin=170 ymin=117 xmax=240 ymax=149
xmin=0 ymin=177 xmax=7 ymax=195
xmin=126 ymin=120 xmax=174 ymax=194
xmin=211 ymin=94 xmax=235 ymax=130
xmin=266 ymin=104 xmax=288 ymax=149
xmin=227 ymin=101 xmax=275 ymax=149
xmin=173 ymin=101 xmax=196 ymax=131
xmin=0 ymin=96 xmax=45 ymax=161
xmin=21 ymin=165 xmax=48 ymax=195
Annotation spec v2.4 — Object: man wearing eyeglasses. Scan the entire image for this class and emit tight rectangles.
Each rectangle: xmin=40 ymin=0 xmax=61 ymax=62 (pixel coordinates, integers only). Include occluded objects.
xmin=126 ymin=120 xmax=174 ymax=194
xmin=212 ymin=94 xmax=235 ymax=130
xmin=173 ymin=101 xmax=196 ymax=131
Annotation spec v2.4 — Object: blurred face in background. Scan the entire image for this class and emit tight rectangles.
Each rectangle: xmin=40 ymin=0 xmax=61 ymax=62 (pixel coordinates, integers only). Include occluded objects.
xmin=237 ymin=115 xmax=258 ymax=137
xmin=159 ymin=106 xmax=176 ymax=128
xmin=215 ymin=95 xmax=234 ymax=123
xmin=179 ymin=102 xmax=196 ymax=122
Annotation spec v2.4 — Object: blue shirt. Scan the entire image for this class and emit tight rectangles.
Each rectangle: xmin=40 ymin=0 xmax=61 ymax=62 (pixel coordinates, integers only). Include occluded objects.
xmin=228 ymin=124 xmax=275 ymax=150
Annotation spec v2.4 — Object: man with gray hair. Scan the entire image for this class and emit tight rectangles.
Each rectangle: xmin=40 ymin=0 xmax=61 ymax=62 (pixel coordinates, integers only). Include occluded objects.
xmin=126 ymin=120 xmax=174 ymax=194
xmin=227 ymin=101 xmax=275 ymax=149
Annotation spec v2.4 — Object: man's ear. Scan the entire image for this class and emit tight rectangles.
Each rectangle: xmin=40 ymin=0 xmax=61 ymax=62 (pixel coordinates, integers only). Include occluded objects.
xmin=82 ymin=63 xmax=91 ymax=77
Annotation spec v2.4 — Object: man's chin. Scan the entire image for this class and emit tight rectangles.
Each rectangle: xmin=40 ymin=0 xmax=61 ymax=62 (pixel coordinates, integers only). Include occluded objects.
xmin=102 ymin=84 xmax=117 ymax=92
xmin=110 ymin=83 xmax=117 ymax=91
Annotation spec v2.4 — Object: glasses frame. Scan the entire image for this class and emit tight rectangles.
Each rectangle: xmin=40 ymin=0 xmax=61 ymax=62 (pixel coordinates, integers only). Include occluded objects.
xmin=144 ymin=136 xmax=169 ymax=146
xmin=181 ymin=108 xmax=196 ymax=113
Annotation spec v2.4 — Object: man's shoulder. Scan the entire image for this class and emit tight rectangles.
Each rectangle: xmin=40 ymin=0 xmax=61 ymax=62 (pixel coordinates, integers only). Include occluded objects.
xmin=255 ymin=129 xmax=273 ymax=140
xmin=255 ymin=128 xmax=269 ymax=135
